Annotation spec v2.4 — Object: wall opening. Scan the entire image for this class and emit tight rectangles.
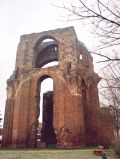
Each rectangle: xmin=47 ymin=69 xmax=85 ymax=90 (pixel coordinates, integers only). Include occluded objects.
xmin=42 ymin=61 xmax=58 ymax=68
xmin=37 ymin=76 xmax=56 ymax=147
xmin=81 ymin=79 xmax=88 ymax=141
xmin=80 ymin=54 xmax=83 ymax=60
xmin=35 ymin=36 xmax=58 ymax=68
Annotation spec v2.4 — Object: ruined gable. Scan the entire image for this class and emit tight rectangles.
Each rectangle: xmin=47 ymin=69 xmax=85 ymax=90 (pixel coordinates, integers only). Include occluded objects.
xmin=2 ymin=27 xmax=113 ymax=148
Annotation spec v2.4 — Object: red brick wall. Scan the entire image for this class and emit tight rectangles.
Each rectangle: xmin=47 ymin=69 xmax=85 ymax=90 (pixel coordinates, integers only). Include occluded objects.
xmin=2 ymin=27 xmax=114 ymax=148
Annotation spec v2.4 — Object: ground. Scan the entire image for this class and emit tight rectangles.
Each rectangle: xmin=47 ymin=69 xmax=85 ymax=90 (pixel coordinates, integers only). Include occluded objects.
xmin=0 ymin=149 xmax=116 ymax=159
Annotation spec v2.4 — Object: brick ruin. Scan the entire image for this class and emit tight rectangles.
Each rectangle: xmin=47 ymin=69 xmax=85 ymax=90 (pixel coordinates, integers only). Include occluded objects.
xmin=2 ymin=27 xmax=113 ymax=148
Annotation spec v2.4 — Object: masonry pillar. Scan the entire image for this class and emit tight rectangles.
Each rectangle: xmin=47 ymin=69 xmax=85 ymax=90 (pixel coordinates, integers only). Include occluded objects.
xmin=11 ymin=78 xmax=30 ymax=148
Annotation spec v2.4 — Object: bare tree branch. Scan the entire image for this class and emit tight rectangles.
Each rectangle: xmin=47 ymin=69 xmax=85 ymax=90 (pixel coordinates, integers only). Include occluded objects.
xmin=54 ymin=0 xmax=120 ymax=62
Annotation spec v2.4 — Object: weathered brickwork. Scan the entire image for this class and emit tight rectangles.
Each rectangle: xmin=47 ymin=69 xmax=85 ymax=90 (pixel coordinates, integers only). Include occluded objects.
xmin=2 ymin=27 xmax=114 ymax=148
xmin=40 ymin=91 xmax=56 ymax=145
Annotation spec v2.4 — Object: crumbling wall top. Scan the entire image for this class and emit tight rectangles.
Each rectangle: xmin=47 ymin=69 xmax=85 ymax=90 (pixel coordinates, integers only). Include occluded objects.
xmin=15 ymin=26 xmax=78 ymax=72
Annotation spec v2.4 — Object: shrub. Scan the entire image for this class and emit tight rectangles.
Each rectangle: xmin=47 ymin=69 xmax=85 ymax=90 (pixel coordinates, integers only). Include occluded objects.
xmin=112 ymin=139 xmax=120 ymax=157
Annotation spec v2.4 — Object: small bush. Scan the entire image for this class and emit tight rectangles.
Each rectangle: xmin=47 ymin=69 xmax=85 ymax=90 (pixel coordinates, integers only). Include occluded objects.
xmin=112 ymin=139 xmax=120 ymax=157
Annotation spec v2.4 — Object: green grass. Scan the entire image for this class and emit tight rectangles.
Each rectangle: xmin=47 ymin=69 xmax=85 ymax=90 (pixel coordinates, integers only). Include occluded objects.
xmin=0 ymin=149 xmax=102 ymax=159
xmin=0 ymin=145 xmax=98 ymax=151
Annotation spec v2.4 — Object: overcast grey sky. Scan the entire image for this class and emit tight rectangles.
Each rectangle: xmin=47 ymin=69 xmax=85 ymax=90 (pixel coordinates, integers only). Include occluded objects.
xmin=0 ymin=0 xmax=99 ymax=119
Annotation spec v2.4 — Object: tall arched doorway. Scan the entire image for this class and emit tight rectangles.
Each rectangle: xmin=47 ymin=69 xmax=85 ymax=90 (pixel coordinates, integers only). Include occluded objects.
xmin=34 ymin=36 xmax=58 ymax=147
xmin=37 ymin=75 xmax=57 ymax=147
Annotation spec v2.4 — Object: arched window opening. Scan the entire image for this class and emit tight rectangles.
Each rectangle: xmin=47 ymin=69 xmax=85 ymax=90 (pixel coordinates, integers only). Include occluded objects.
xmin=37 ymin=77 xmax=56 ymax=147
xmin=38 ymin=78 xmax=53 ymax=123
xmin=81 ymin=80 xmax=86 ymax=100
xmin=81 ymin=79 xmax=88 ymax=135
xmin=82 ymin=79 xmax=87 ymax=113
xmin=35 ymin=36 xmax=58 ymax=68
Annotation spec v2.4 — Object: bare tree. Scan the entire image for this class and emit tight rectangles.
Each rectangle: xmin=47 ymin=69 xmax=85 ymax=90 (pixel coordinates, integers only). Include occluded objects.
xmin=53 ymin=0 xmax=120 ymax=62
xmin=99 ymin=63 xmax=120 ymax=139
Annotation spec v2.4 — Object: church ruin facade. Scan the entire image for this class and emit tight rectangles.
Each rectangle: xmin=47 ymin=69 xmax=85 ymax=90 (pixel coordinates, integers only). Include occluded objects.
xmin=2 ymin=27 xmax=113 ymax=148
